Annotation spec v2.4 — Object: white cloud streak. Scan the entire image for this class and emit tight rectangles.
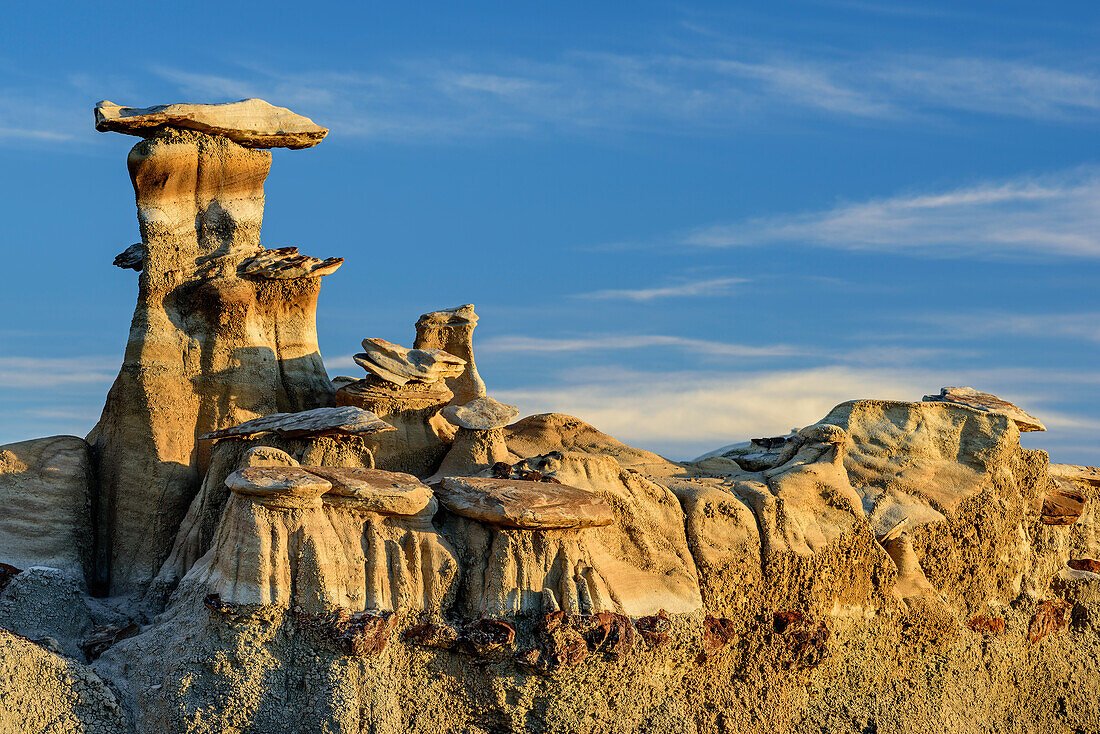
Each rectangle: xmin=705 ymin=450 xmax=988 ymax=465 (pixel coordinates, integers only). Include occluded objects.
xmin=139 ymin=50 xmax=1100 ymax=144
xmin=924 ymin=311 xmax=1100 ymax=342
xmin=495 ymin=365 xmax=1100 ymax=460
xmin=0 ymin=357 xmax=117 ymax=388
xmin=577 ymin=277 xmax=747 ymax=301
xmin=680 ymin=168 xmax=1100 ymax=258
xmin=478 ymin=335 xmax=804 ymax=358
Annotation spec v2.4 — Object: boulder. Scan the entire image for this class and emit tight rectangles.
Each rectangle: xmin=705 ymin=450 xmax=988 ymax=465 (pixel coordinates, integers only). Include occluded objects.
xmin=113 ymin=242 xmax=143 ymax=270
xmin=353 ymin=337 xmax=465 ymax=386
xmin=238 ymin=246 xmax=344 ymax=279
xmin=304 ymin=466 xmax=433 ymax=515
xmin=443 ymin=396 xmax=519 ymax=430
xmin=0 ymin=436 xmax=93 ymax=581
xmin=435 ymin=476 xmax=615 ymax=530
xmin=94 ymin=98 xmax=328 ymax=149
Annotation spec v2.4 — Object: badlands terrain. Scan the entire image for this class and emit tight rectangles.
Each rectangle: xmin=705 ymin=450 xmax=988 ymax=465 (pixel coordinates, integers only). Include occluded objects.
xmin=1 ymin=99 xmax=1098 ymax=734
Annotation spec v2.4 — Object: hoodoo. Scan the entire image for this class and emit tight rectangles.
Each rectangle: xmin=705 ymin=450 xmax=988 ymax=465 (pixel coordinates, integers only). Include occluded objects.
xmin=87 ymin=99 xmax=341 ymax=595
xmin=2 ymin=98 xmax=1100 ymax=734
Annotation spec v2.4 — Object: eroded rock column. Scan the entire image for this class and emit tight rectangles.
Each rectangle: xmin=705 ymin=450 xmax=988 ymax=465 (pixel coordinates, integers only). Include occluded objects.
xmin=88 ymin=100 xmax=339 ymax=595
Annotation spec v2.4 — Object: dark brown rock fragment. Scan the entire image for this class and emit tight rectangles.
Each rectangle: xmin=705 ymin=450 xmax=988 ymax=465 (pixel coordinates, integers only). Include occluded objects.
xmin=702 ymin=615 xmax=738 ymax=653
xmin=459 ymin=618 xmax=516 ymax=658
xmin=81 ymin=622 xmax=140 ymax=661
xmin=203 ymin=593 xmax=237 ymax=614
xmin=1041 ymin=481 xmax=1086 ymax=525
xmin=1028 ymin=600 xmax=1072 ymax=644
xmin=635 ymin=610 xmax=673 ymax=648
xmin=1069 ymin=559 xmax=1100 ymax=574
xmin=772 ymin=611 xmax=829 ymax=670
xmin=403 ymin=622 xmax=458 ymax=650
xmin=333 ymin=611 xmax=398 ymax=656
xmin=966 ymin=615 xmax=1006 ymax=635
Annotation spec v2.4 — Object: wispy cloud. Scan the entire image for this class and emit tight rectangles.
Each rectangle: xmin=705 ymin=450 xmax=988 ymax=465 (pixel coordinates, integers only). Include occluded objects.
xmin=136 ymin=47 xmax=1100 ymax=144
xmin=0 ymin=357 xmax=117 ymax=388
xmin=576 ymin=277 xmax=747 ymax=301
xmin=921 ymin=311 xmax=1100 ymax=342
xmin=479 ymin=334 xmax=804 ymax=358
xmin=496 ymin=365 xmax=1100 ymax=461
xmin=497 ymin=366 xmax=934 ymax=453
xmin=678 ymin=168 xmax=1100 ymax=258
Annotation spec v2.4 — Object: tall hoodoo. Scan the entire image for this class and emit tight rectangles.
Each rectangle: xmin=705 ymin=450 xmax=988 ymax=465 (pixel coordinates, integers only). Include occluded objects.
xmin=88 ymin=100 xmax=339 ymax=595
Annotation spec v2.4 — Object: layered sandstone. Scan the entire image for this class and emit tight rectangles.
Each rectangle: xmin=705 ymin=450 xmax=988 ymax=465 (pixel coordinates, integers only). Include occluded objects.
xmin=0 ymin=436 xmax=93 ymax=581
xmin=89 ymin=113 xmax=340 ymax=596
xmin=413 ymin=305 xmax=486 ymax=405
xmin=95 ymin=99 xmax=328 ymax=149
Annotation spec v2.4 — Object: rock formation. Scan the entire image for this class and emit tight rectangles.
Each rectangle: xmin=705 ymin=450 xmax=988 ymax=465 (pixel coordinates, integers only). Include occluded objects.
xmin=354 ymin=337 xmax=466 ymax=386
xmin=94 ymin=98 xmax=328 ymax=149
xmin=88 ymin=102 xmax=341 ymax=595
xmin=413 ymin=305 xmax=486 ymax=404
xmin=0 ymin=436 xmax=93 ymax=582
xmin=923 ymin=385 xmax=1047 ymax=432
xmin=5 ymin=96 xmax=1100 ymax=734
xmin=433 ymin=396 xmax=519 ymax=478
xmin=336 ymin=378 xmax=454 ymax=476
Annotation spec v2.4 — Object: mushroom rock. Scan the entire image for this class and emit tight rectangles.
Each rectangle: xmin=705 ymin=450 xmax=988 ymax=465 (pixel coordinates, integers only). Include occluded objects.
xmin=94 ymin=98 xmax=329 ymax=149
xmin=438 ymin=453 xmax=702 ymax=618
xmin=353 ymin=338 xmax=465 ymax=387
xmin=0 ymin=436 xmax=93 ymax=583
xmin=433 ymin=397 xmax=519 ymax=478
xmin=89 ymin=101 xmax=341 ymax=596
xmin=311 ymin=467 xmax=459 ymax=613
xmin=923 ymin=386 xmax=1046 ymax=432
xmin=174 ymin=467 xmax=351 ymax=613
xmin=336 ymin=378 xmax=454 ymax=477
xmin=150 ymin=423 xmax=383 ymax=609
xmin=413 ymin=305 xmax=486 ymax=405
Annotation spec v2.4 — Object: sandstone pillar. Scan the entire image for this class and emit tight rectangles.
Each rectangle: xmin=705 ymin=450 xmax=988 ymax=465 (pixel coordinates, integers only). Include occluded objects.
xmin=88 ymin=101 xmax=338 ymax=595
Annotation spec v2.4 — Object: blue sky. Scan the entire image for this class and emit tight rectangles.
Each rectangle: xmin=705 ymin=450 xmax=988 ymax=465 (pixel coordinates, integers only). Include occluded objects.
xmin=1 ymin=1 xmax=1098 ymax=462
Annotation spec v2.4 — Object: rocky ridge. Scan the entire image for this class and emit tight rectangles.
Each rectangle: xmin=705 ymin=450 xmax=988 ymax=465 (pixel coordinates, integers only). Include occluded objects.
xmin=1 ymin=99 xmax=1099 ymax=734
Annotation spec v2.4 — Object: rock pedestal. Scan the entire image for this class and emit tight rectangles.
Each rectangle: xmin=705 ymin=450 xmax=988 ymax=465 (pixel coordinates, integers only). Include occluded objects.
xmin=336 ymin=378 xmax=454 ymax=477
xmin=89 ymin=112 xmax=339 ymax=596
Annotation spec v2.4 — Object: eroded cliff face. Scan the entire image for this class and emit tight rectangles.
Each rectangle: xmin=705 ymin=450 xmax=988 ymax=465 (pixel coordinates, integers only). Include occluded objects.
xmin=76 ymin=400 xmax=1098 ymax=734
xmin=3 ymin=99 xmax=1100 ymax=734
xmin=88 ymin=126 xmax=339 ymax=596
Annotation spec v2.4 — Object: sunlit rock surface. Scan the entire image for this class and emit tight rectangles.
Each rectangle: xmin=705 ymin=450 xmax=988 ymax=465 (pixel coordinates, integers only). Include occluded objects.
xmin=4 ymin=98 xmax=1100 ymax=734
